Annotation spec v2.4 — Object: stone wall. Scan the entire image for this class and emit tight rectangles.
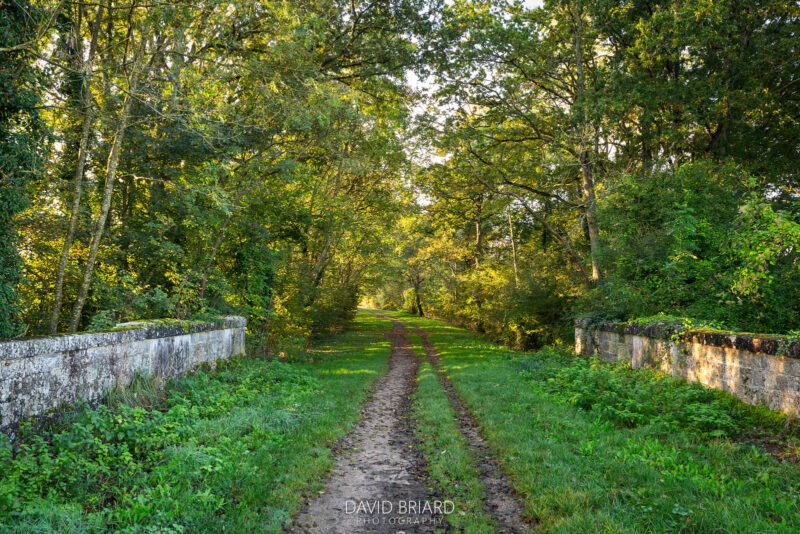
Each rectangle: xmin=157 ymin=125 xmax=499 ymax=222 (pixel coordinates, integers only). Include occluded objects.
xmin=575 ymin=319 xmax=800 ymax=416
xmin=0 ymin=317 xmax=246 ymax=434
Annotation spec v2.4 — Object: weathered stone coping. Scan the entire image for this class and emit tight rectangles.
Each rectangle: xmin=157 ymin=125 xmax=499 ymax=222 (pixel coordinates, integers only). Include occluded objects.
xmin=575 ymin=318 xmax=800 ymax=359
xmin=0 ymin=316 xmax=247 ymax=362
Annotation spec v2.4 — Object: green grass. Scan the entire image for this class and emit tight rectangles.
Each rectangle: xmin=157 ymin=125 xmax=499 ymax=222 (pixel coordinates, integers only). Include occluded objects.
xmin=385 ymin=310 xmax=800 ymax=533
xmin=0 ymin=311 xmax=391 ymax=533
xmin=8 ymin=309 xmax=800 ymax=532
xmin=407 ymin=332 xmax=495 ymax=533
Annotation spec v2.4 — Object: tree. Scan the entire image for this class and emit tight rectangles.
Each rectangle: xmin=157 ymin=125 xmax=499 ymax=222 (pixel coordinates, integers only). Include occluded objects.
xmin=428 ymin=0 xmax=609 ymax=285
xmin=0 ymin=0 xmax=48 ymax=338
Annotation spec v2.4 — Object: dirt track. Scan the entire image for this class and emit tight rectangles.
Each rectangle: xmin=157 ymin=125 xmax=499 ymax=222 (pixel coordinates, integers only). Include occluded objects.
xmin=291 ymin=320 xmax=446 ymax=533
xmin=398 ymin=318 xmax=531 ymax=533
xmin=292 ymin=315 xmax=529 ymax=533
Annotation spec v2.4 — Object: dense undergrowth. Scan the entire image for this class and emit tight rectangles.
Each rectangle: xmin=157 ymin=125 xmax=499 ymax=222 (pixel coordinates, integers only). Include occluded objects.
xmin=387 ymin=310 xmax=800 ymax=533
xmin=518 ymin=347 xmax=800 ymax=449
xmin=0 ymin=313 xmax=390 ymax=533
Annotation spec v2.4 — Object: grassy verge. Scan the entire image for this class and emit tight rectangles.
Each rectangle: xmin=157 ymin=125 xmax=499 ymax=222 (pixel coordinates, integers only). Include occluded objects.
xmin=386 ymin=310 xmax=800 ymax=533
xmin=0 ymin=311 xmax=390 ymax=533
xmin=407 ymin=332 xmax=495 ymax=533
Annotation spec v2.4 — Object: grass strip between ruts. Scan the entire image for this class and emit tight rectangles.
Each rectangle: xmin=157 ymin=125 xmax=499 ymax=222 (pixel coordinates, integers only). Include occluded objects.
xmin=408 ymin=331 xmax=496 ymax=533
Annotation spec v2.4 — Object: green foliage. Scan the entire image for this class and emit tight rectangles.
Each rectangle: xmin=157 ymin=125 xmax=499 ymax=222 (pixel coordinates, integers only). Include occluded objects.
xmin=0 ymin=0 xmax=48 ymax=338
xmin=2 ymin=359 xmax=315 ymax=522
xmin=6 ymin=0 xmax=799 ymax=347
xmin=729 ymin=190 xmax=800 ymax=299
xmin=523 ymin=351 xmax=740 ymax=437
xmin=374 ymin=0 xmax=800 ymax=342
xmin=8 ymin=0 xmax=418 ymax=346
xmin=596 ymin=162 xmax=800 ymax=333
xmin=625 ymin=313 xmax=728 ymax=339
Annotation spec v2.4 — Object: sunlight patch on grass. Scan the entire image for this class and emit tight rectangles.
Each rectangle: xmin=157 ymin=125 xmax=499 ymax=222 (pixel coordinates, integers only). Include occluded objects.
xmin=323 ymin=368 xmax=380 ymax=375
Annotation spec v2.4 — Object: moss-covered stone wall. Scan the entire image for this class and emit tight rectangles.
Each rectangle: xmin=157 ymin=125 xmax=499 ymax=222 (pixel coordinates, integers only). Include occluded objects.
xmin=575 ymin=319 xmax=800 ymax=416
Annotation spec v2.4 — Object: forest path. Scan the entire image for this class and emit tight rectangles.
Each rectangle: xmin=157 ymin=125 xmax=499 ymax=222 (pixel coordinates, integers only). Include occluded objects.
xmin=291 ymin=319 xmax=446 ymax=533
xmin=395 ymin=318 xmax=531 ymax=533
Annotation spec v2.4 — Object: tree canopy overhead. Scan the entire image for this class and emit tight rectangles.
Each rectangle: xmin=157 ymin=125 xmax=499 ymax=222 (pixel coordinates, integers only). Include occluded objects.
xmin=1 ymin=0 xmax=798 ymax=347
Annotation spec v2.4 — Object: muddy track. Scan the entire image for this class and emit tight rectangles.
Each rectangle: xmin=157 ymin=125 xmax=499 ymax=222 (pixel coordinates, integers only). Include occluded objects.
xmin=395 ymin=318 xmax=532 ymax=533
xmin=291 ymin=320 xmax=447 ymax=533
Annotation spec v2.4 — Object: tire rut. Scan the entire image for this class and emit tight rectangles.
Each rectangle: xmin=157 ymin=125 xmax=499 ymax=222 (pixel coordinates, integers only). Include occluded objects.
xmin=291 ymin=320 xmax=448 ymax=533
xmin=394 ymin=317 xmax=532 ymax=533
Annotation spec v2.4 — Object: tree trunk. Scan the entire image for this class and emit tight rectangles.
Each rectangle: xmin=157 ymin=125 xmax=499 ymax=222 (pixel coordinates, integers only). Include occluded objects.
xmin=414 ymin=284 xmax=424 ymax=316
xmin=474 ymin=195 xmax=484 ymax=268
xmin=474 ymin=220 xmax=482 ymax=268
xmin=50 ymin=4 xmax=102 ymax=334
xmin=574 ymin=7 xmax=603 ymax=284
xmin=68 ymin=31 xmax=147 ymax=332
xmin=311 ymin=230 xmax=335 ymax=284
xmin=473 ymin=196 xmax=485 ymax=330
xmin=507 ymin=210 xmax=518 ymax=287
xmin=580 ymin=157 xmax=602 ymax=283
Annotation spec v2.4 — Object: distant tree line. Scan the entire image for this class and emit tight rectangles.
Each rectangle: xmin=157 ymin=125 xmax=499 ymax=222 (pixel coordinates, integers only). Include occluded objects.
xmin=375 ymin=0 xmax=800 ymax=346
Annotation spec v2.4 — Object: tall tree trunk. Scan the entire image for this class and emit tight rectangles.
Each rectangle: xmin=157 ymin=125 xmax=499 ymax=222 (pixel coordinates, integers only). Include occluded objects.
xmin=473 ymin=196 xmax=485 ymax=331
xmin=579 ymin=157 xmax=602 ymax=283
xmin=69 ymin=31 xmax=147 ymax=332
xmin=507 ymin=209 xmax=518 ymax=287
xmin=474 ymin=195 xmax=483 ymax=268
xmin=311 ymin=230 xmax=335 ymax=285
xmin=50 ymin=4 xmax=102 ymax=334
xmin=574 ymin=7 xmax=603 ymax=284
